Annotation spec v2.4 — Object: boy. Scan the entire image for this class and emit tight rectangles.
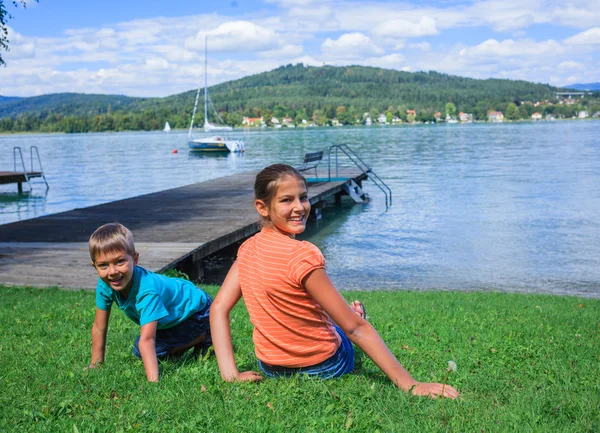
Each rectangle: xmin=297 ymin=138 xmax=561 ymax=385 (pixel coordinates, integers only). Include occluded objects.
xmin=88 ymin=222 xmax=212 ymax=382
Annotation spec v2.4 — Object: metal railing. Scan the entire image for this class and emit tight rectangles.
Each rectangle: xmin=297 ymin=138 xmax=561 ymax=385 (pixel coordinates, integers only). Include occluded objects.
xmin=13 ymin=146 xmax=49 ymax=191
xmin=327 ymin=144 xmax=392 ymax=207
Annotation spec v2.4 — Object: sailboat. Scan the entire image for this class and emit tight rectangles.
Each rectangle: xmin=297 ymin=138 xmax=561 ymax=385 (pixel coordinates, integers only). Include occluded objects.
xmin=188 ymin=37 xmax=244 ymax=153
xmin=163 ymin=121 xmax=171 ymax=132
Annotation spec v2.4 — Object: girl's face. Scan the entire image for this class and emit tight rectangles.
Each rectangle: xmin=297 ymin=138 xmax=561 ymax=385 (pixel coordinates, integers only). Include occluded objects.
xmin=256 ymin=175 xmax=310 ymax=238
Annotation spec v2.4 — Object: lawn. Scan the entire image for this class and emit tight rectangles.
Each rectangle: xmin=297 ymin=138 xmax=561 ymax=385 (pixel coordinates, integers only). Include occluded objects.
xmin=1 ymin=285 xmax=598 ymax=432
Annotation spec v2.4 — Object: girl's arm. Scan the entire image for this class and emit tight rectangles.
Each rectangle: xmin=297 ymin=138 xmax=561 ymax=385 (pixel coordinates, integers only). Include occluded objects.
xmin=90 ymin=307 xmax=111 ymax=367
xmin=210 ymin=261 xmax=262 ymax=382
xmin=139 ymin=321 xmax=159 ymax=382
xmin=304 ymin=269 xmax=459 ymax=399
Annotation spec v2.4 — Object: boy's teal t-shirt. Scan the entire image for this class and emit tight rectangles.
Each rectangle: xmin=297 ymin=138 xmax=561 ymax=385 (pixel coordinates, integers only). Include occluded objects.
xmin=95 ymin=266 xmax=209 ymax=329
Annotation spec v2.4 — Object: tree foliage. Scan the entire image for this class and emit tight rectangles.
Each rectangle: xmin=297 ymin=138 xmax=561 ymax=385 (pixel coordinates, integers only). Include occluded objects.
xmin=0 ymin=0 xmax=38 ymax=66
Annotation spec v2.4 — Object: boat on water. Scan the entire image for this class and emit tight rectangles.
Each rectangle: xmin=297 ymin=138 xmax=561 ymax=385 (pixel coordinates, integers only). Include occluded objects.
xmin=163 ymin=121 xmax=171 ymax=132
xmin=188 ymin=37 xmax=244 ymax=153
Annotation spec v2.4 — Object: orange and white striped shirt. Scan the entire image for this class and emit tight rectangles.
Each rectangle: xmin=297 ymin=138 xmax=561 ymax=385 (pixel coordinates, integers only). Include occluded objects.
xmin=237 ymin=226 xmax=341 ymax=367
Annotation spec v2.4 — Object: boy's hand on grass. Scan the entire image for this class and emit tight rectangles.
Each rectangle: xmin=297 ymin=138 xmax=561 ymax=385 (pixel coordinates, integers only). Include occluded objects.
xmin=411 ymin=382 xmax=460 ymax=399
xmin=235 ymin=371 xmax=263 ymax=382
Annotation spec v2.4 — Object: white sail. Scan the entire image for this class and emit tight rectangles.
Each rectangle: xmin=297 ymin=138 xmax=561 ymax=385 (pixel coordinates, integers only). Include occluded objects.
xmin=163 ymin=121 xmax=171 ymax=132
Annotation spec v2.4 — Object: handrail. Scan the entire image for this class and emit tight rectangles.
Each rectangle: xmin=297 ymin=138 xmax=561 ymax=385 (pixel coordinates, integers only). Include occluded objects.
xmin=30 ymin=146 xmax=49 ymax=189
xmin=327 ymin=144 xmax=392 ymax=207
xmin=13 ymin=146 xmax=32 ymax=192
xmin=12 ymin=146 xmax=49 ymax=191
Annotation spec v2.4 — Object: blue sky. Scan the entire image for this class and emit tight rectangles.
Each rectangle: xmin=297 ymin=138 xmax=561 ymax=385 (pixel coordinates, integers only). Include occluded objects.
xmin=1 ymin=0 xmax=599 ymax=97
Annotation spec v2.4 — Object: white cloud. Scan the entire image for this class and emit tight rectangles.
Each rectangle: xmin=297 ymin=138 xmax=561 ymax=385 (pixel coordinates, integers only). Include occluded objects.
xmin=367 ymin=53 xmax=405 ymax=68
xmin=458 ymin=38 xmax=565 ymax=58
xmin=185 ymin=21 xmax=282 ymax=53
xmin=372 ymin=17 xmax=439 ymax=38
xmin=558 ymin=61 xmax=584 ymax=70
xmin=563 ymin=28 xmax=600 ymax=46
xmin=3 ymin=27 xmax=36 ymax=60
xmin=407 ymin=42 xmax=431 ymax=51
xmin=257 ymin=44 xmax=304 ymax=59
xmin=288 ymin=5 xmax=334 ymax=21
xmin=2 ymin=1 xmax=600 ymax=97
xmin=552 ymin=5 xmax=600 ymax=28
xmin=321 ymin=33 xmax=384 ymax=59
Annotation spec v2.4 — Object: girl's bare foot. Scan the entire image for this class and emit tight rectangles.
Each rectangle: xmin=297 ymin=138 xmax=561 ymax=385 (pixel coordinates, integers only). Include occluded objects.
xmin=350 ymin=300 xmax=367 ymax=319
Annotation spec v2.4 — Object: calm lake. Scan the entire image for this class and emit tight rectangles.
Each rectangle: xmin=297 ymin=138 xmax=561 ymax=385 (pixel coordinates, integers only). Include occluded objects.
xmin=1 ymin=121 xmax=599 ymax=297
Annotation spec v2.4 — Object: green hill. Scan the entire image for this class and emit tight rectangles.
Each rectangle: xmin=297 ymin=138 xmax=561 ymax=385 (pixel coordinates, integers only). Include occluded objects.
xmin=0 ymin=64 xmax=597 ymax=133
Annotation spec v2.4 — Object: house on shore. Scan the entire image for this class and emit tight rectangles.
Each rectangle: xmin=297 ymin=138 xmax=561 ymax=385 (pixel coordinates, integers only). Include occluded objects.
xmin=459 ymin=112 xmax=473 ymax=123
xmin=488 ymin=111 xmax=504 ymax=122
xmin=242 ymin=116 xmax=264 ymax=127
xmin=531 ymin=112 xmax=542 ymax=121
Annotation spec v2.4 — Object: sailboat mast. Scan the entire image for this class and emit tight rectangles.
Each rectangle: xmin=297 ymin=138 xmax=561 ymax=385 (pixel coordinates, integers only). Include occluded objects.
xmin=204 ymin=36 xmax=208 ymax=128
xmin=188 ymin=85 xmax=201 ymax=138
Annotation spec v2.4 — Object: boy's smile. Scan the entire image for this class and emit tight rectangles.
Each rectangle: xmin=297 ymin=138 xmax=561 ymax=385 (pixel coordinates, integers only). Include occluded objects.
xmin=93 ymin=250 xmax=139 ymax=297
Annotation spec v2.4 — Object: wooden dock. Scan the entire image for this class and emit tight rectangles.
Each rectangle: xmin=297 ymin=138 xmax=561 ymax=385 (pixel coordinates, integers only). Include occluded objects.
xmin=0 ymin=171 xmax=43 ymax=193
xmin=0 ymin=169 xmax=367 ymax=289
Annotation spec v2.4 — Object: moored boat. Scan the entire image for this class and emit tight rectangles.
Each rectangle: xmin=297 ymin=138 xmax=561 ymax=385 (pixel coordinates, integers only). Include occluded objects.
xmin=187 ymin=36 xmax=244 ymax=153
xmin=188 ymin=135 xmax=244 ymax=152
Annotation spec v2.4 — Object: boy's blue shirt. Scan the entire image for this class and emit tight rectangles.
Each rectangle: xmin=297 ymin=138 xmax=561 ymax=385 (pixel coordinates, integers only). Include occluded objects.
xmin=95 ymin=266 xmax=209 ymax=329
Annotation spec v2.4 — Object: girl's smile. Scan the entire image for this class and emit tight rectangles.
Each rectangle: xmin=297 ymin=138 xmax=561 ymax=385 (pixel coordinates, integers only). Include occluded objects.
xmin=256 ymin=175 xmax=310 ymax=238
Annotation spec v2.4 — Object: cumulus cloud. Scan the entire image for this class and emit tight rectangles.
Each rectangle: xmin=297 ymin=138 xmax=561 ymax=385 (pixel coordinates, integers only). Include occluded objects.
xmin=407 ymin=42 xmax=431 ymax=51
xmin=563 ymin=28 xmax=600 ymax=45
xmin=558 ymin=60 xmax=584 ymax=70
xmin=321 ymin=33 xmax=384 ymax=59
xmin=2 ymin=0 xmax=600 ymax=97
xmin=185 ymin=21 xmax=282 ymax=53
xmin=372 ymin=17 xmax=439 ymax=38
xmin=552 ymin=5 xmax=600 ymax=28
xmin=257 ymin=44 xmax=304 ymax=59
xmin=458 ymin=38 xmax=565 ymax=58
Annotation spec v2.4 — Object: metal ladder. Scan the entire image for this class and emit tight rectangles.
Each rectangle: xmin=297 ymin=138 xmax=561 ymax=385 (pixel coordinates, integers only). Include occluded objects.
xmin=327 ymin=144 xmax=392 ymax=208
xmin=13 ymin=146 xmax=49 ymax=192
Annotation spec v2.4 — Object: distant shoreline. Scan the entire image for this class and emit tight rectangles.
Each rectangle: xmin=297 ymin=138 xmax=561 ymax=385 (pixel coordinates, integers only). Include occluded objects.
xmin=1 ymin=118 xmax=598 ymax=136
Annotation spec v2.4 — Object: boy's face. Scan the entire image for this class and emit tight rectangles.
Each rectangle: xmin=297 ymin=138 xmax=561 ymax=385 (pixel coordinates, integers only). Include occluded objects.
xmin=93 ymin=250 xmax=139 ymax=294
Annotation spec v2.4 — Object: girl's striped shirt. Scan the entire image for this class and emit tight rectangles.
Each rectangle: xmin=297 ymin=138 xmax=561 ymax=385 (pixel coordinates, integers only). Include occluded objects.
xmin=237 ymin=226 xmax=340 ymax=367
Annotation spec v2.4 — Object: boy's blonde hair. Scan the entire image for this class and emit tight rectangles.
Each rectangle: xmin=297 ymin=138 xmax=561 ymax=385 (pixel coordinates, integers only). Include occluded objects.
xmin=89 ymin=223 xmax=136 ymax=262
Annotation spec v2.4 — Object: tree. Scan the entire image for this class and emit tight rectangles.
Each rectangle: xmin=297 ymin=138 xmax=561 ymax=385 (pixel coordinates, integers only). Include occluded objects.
xmin=1 ymin=0 xmax=38 ymax=66
xmin=505 ymin=102 xmax=519 ymax=120
xmin=445 ymin=102 xmax=456 ymax=118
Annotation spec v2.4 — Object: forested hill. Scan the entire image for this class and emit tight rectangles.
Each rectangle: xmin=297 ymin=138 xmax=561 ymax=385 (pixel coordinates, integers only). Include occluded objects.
xmin=204 ymin=64 xmax=556 ymax=113
xmin=0 ymin=95 xmax=22 ymax=103
xmin=0 ymin=64 xmax=594 ymax=133
xmin=0 ymin=93 xmax=143 ymax=118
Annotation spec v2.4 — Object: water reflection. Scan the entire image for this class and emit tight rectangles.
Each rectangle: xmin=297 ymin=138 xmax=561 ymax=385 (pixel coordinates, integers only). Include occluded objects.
xmin=0 ymin=190 xmax=48 ymax=222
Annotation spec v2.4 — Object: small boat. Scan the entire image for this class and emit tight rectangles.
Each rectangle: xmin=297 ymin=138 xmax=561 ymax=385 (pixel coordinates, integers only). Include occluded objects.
xmin=163 ymin=121 xmax=171 ymax=132
xmin=187 ymin=36 xmax=243 ymax=152
xmin=188 ymin=135 xmax=244 ymax=153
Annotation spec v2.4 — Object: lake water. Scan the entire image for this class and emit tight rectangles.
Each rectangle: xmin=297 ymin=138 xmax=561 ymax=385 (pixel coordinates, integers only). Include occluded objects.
xmin=1 ymin=121 xmax=599 ymax=297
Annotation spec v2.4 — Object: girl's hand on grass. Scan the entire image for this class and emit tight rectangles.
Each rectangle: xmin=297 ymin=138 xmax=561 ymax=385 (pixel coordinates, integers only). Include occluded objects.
xmin=411 ymin=382 xmax=460 ymax=399
xmin=235 ymin=371 xmax=263 ymax=382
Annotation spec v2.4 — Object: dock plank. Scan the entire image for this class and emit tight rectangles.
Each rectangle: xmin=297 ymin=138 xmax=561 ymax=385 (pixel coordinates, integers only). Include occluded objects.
xmin=0 ymin=171 xmax=42 ymax=185
xmin=0 ymin=169 xmax=366 ymax=289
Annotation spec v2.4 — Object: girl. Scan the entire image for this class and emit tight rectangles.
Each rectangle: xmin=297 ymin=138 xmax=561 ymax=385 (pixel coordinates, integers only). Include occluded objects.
xmin=210 ymin=164 xmax=459 ymax=398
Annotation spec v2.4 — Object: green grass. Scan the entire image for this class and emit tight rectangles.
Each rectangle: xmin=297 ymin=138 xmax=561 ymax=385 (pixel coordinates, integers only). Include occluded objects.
xmin=1 ymin=285 xmax=599 ymax=432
